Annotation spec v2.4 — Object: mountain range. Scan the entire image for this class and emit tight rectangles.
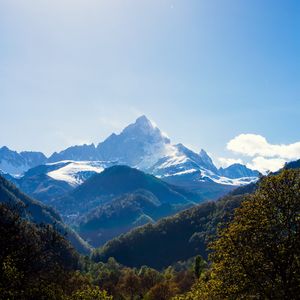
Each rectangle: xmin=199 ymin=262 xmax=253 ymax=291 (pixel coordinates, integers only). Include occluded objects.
xmin=0 ymin=116 xmax=261 ymax=247
xmin=1 ymin=115 xmax=299 ymax=278
xmin=0 ymin=146 xmax=47 ymax=175
xmin=0 ymin=116 xmax=259 ymax=189
xmin=50 ymin=165 xmax=200 ymax=246
xmin=92 ymin=159 xmax=300 ymax=269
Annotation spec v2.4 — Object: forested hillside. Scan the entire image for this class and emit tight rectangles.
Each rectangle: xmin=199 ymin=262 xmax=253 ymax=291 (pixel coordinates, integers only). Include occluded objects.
xmin=92 ymin=193 xmax=244 ymax=269
xmin=53 ymin=165 xmax=199 ymax=218
xmin=0 ymin=201 xmax=203 ymax=300
xmin=0 ymin=175 xmax=90 ymax=254
xmin=93 ymin=162 xmax=300 ymax=271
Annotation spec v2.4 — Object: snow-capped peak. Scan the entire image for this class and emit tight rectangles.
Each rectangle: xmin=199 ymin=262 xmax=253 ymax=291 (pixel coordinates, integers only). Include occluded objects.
xmin=0 ymin=116 xmax=260 ymax=188
xmin=121 ymin=115 xmax=170 ymax=143
xmin=96 ymin=116 xmax=171 ymax=168
xmin=135 ymin=115 xmax=156 ymax=128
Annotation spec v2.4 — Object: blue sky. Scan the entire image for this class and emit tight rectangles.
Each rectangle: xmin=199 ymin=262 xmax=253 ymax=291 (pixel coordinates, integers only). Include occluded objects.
xmin=0 ymin=0 xmax=299 ymax=171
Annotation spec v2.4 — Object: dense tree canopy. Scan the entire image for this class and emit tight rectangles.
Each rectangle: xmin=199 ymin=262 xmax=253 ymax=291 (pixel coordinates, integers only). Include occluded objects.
xmin=0 ymin=203 xmax=110 ymax=300
xmin=92 ymin=193 xmax=244 ymax=269
xmin=176 ymin=169 xmax=300 ymax=299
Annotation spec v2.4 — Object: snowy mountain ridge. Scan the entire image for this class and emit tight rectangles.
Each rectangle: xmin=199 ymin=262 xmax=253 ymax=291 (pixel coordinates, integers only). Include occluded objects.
xmin=1 ymin=116 xmax=259 ymax=186
xmin=0 ymin=146 xmax=47 ymax=175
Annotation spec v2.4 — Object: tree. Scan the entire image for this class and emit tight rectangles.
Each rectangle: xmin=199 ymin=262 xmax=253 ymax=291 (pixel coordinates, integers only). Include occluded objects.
xmin=0 ymin=203 xmax=79 ymax=299
xmin=70 ymin=286 xmax=112 ymax=300
xmin=145 ymin=281 xmax=178 ymax=300
xmin=138 ymin=266 xmax=162 ymax=295
xmin=193 ymin=255 xmax=206 ymax=278
xmin=173 ymin=270 xmax=195 ymax=294
xmin=119 ymin=268 xmax=141 ymax=300
xmin=179 ymin=169 xmax=300 ymax=299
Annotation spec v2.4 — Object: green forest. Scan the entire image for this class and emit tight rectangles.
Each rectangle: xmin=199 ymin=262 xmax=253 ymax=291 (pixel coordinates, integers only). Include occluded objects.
xmin=1 ymin=168 xmax=299 ymax=299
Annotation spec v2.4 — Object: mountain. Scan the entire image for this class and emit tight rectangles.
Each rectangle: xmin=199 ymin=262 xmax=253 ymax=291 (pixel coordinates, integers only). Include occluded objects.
xmin=92 ymin=159 xmax=300 ymax=269
xmin=16 ymin=166 xmax=74 ymax=204
xmin=0 ymin=168 xmax=17 ymax=183
xmin=78 ymin=189 xmax=186 ymax=247
xmin=149 ymin=143 xmax=256 ymax=186
xmin=46 ymin=160 xmax=111 ymax=186
xmin=45 ymin=116 xmax=258 ymax=188
xmin=1 ymin=116 xmax=259 ymax=187
xmin=0 ymin=146 xmax=47 ymax=175
xmin=48 ymin=144 xmax=100 ymax=163
xmin=284 ymin=159 xmax=300 ymax=170
xmin=47 ymin=116 xmax=172 ymax=170
xmin=0 ymin=174 xmax=91 ymax=254
xmin=7 ymin=160 xmax=112 ymax=204
xmin=1 ymin=116 xmax=259 ymax=205
xmin=199 ymin=149 xmax=218 ymax=172
xmin=229 ymin=158 xmax=300 ymax=197
xmin=52 ymin=165 xmax=197 ymax=219
xmin=219 ymin=163 xmax=259 ymax=179
xmin=92 ymin=192 xmax=245 ymax=269
xmin=97 ymin=116 xmax=171 ymax=169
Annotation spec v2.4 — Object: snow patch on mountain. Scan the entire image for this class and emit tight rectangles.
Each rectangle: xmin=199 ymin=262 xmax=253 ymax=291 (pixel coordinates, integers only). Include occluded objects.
xmin=158 ymin=168 xmax=199 ymax=177
xmin=149 ymin=143 xmax=258 ymax=186
xmin=201 ymin=169 xmax=258 ymax=186
xmin=47 ymin=161 xmax=107 ymax=186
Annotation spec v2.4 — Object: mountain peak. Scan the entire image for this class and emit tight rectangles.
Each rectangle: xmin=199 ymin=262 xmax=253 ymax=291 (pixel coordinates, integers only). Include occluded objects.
xmin=199 ymin=149 xmax=212 ymax=163
xmin=121 ymin=116 xmax=169 ymax=142
xmin=96 ymin=116 xmax=171 ymax=167
xmin=199 ymin=149 xmax=208 ymax=157
xmin=219 ymin=163 xmax=259 ymax=179
xmin=131 ymin=115 xmax=159 ymax=133
xmin=0 ymin=146 xmax=12 ymax=153
xmin=135 ymin=115 xmax=153 ymax=125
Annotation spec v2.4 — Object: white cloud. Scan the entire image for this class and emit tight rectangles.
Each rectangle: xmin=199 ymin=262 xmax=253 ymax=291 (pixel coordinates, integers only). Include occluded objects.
xmin=246 ymin=157 xmax=286 ymax=173
xmin=217 ymin=157 xmax=243 ymax=168
xmin=227 ymin=134 xmax=300 ymax=160
xmin=223 ymin=133 xmax=300 ymax=173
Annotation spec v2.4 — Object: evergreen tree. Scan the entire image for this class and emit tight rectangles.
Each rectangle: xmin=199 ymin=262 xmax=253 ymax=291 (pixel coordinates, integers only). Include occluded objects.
xmin=193 ymin=255 xmax=205 ymax=278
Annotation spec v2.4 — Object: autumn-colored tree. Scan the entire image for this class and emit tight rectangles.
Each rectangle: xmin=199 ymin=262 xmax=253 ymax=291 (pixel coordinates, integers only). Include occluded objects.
xmin=173 ymin=270 xmax=195 ymax=294
xmin=176 ymin=169 xmax=300 ymax=299
xmin=145 ymin=281 xmax=179 ymax=300
xmin=70 ymin=286 xmax=112 ymax=300
xmin=89 ymin=258 xmax=121 ymax=296
xmin=119 ymin=268 xmax=141 ymax=300
xmin=138 ymin=266 xmax=162 ymax=295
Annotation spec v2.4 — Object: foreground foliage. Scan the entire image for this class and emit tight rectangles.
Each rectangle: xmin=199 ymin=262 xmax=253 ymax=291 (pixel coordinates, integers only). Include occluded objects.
xmin=0 ymin=201 xmax=203 ymax=299
xmin=0 ymin=174 xmax=90 ymax=254
xmin=81 ymin=256 xmax=203 ymax=300
xmin=176 ymin=169 xmax=300 ymax=299
xmin=0 ymin=203 xmax=110 ymax=300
